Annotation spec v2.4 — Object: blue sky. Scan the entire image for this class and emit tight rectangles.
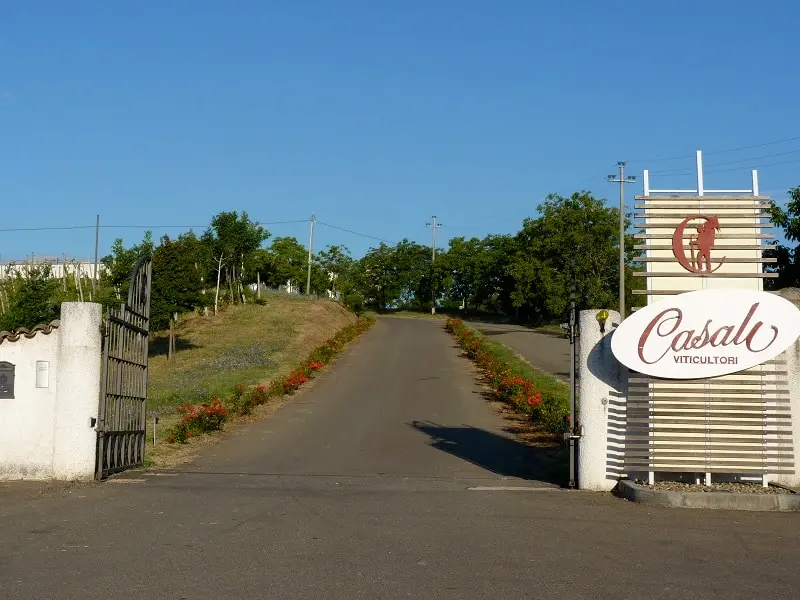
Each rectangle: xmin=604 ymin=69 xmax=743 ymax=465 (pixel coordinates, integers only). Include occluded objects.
xmin=1 ymin=1 xmax=798 ymax=261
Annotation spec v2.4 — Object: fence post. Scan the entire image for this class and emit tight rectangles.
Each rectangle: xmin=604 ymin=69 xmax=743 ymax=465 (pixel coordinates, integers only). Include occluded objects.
xmin=577 ymin=309 xmax=626 ymax=491
xmin=52 ymin=302 xmax=103 ymax=480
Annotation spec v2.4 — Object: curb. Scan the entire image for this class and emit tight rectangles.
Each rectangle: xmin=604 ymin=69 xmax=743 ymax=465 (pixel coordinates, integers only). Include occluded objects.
xmin=616 ymin=480 xmax=800 ymax=512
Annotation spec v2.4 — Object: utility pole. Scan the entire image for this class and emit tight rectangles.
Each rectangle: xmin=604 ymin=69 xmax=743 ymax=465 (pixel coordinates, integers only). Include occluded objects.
xmin=93 ymin=214 xmax=100 ymax=295
xmin=306 ymin=212 xmax=316 ymax=295
xmin=426 ymin=216 xmax=443 ymax=314
xmin=608 ymin=162 xmax=636 ymax=320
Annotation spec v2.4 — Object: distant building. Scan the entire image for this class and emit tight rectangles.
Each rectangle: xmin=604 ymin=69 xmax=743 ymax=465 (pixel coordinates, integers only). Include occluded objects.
xmin=0 ymin=257 xmax=106 ymax=279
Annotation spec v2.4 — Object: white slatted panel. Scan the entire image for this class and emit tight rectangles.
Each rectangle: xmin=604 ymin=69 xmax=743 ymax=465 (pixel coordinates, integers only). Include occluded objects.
xmin=624 ymin=360 xmax=794 ymax=474
xmin=627 ymin=193 xmax=795 ymax=477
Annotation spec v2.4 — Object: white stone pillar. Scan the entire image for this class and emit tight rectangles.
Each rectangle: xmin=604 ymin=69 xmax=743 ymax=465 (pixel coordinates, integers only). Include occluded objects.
xmin=772 ymin=340 xmax=800 ymax=488
xmin=577 ymin=309 xmax=626 ymax=491
xmin=52 ymin=302 xmax=103 ymax=479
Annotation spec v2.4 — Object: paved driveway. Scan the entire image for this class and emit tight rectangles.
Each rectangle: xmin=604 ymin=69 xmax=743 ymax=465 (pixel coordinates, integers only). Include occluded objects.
xmin=1 ymin=317 xmax=798 ymax=599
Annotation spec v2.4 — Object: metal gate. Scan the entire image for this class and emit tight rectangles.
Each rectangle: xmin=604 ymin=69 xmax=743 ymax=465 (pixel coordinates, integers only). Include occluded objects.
xmin=95 ymin=257 xmax=152 ymax=479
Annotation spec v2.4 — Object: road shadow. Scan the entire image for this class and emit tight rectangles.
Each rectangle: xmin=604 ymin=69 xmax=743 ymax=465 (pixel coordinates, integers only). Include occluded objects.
xmin=409 ymin=420 xmax=567 ymax=486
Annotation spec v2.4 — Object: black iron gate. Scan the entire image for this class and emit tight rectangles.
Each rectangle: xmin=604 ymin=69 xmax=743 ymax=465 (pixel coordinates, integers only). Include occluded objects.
xmin=95 ymin=257 xmax=152 ymax=480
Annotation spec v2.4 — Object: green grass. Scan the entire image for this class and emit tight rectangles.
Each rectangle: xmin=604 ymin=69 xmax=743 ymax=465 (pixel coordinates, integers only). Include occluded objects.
xmin=533 ymin=323 xmax=567 ymax=337
xmin=147 ymin=296 xmax=356 ymax=416
xmin=479 ymin=334 xmax=569 ymax=400
xmin=383 ymin=310 xmax=447 ymax=320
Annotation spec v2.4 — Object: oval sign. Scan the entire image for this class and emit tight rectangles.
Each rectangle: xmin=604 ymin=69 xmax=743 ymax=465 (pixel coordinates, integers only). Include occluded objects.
xmin=611 ymin=289 xmax=800 ymax=379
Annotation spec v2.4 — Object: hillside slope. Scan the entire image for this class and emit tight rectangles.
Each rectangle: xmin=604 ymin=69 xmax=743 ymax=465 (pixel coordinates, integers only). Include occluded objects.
xmin=148 ymin=295 xmax=356 ymax=416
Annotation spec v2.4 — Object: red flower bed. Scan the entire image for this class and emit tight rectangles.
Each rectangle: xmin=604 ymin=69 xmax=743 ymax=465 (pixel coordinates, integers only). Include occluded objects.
xmin=282 ymin=369 xmax=309 ymax=393
xmin=167 ymin=397 xmax=230 ymax=443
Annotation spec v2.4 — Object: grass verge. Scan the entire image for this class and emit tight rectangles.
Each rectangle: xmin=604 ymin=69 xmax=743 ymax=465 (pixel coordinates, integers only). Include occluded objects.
xmin=445 ymin=318 xmax=569 ymax=433
xmin=533 ymin=324 xmax=567 ymax=337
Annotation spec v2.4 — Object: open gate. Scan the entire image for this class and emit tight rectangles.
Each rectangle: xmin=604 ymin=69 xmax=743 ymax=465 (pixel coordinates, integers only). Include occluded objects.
xmin=95 ymin=257 xmax=152 ymax=480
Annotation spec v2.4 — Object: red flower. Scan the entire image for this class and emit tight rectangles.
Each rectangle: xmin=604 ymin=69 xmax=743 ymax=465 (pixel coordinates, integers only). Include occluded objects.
xmin=527 ymin=392 xmax=543 ymax=406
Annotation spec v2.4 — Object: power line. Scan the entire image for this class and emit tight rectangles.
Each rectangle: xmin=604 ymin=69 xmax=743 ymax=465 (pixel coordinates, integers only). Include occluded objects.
xmin=627 ymin=133 xmax=800 ymax=164
xmin=574 ymin=165 xmax=618 ymax=190
xmin=0 ymin=219 xmax=309 ymax=233
xmin=706 ymin=135 xmax=800 ymax=156
xmin=316 ymin=221 xmax=394 ymax=244
xmin=705 ymin=156 xmax=800 ymax=174
xmin=650 ymin=153 xmax=800 ymax=176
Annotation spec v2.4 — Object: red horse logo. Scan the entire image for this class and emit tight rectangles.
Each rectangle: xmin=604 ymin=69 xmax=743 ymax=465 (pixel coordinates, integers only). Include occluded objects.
xmin=671 ymin=215 xmax=726 ymax=273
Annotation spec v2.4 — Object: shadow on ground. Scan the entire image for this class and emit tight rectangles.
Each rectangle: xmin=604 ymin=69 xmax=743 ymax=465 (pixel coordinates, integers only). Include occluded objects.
xmin=149 ymin=336 xmax=200 ymax=357
xmin=409 ymin=420 xmax=568 ymax=486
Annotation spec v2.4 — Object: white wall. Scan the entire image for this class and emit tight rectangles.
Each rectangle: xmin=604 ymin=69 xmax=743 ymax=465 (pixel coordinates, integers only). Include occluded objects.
xmin=0 ymin=302 xmax=102 ymax=481
xmin=0 ymin=325 xmax=60 ymax=479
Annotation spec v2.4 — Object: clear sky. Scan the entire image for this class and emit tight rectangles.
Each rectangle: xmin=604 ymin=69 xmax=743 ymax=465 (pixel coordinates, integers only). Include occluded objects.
xmin=1 ymin=1 xmax=798 ymax=261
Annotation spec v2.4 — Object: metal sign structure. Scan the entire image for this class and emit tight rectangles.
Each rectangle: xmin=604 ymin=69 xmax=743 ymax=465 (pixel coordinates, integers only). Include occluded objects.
xmin=628 ymin=151 xmax=793 ymax=486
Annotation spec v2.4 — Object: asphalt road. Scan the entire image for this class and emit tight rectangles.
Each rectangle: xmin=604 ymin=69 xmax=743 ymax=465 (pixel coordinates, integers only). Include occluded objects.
xmin=1 ymin=317 xmax=799 ymax=599
xmin=471 ymin=321 xmax=571 ymax=379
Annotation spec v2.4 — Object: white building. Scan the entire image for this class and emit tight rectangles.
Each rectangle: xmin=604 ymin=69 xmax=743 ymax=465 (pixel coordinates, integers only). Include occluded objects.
xmin=0 ymin=257 xmax=105 ymax=280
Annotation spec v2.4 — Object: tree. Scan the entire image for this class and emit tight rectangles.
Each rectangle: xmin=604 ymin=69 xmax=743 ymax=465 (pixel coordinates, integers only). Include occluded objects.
xmin=393 ymin=240 xmax=431 ymax=310
xmin=150 ymin=232 xmax=209 ymax=330
xmin=359 ymin=243 xmax=401 ymax=310
xmin=102 ymin=232 xmax=155 ymax=294
xmin=0 ymin=265 xmax=60 ymax=331
xmin=443 ymin=237 xmax=483 ymax=310
xmin=264 ymin=237 xmax=308 ymax=291
xmin=202 ymin=211 xmax=269 ymax=302
xmin=509 ymin=192 xmax=626 ymax=322
xmin=317 ymin=245 xmax=356 ymax=299
xmin=766 ymin=186 xmax=800 ymax=289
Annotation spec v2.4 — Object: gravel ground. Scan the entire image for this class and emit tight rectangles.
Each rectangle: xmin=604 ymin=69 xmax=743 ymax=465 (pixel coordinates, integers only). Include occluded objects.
xmin=638 ymin=481 xmax=796 ymax=495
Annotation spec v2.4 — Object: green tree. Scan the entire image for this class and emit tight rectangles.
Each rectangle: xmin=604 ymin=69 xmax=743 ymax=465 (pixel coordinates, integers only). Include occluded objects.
xmin=359 ymin=243 xmax=402 ymax=310
xmin=202 ymin=211 xmax=269 ymax=302
xmin=766 ymin=186 xmax=800 ymax=289
xmin=317 ymin=245 xmax=356 ymax=298
xmin=509 ymin=191 xmax=630 ymax=322
xmin=102 ymin=232 xmax=155 ymax=294
xmin=150 ymin=232 xmax=209 ymax=330
xmin=393 ymin=240 xmax=431 ymax=310
xmin=263 ymin=236 xmax=307 ymax=290
xmin=0 ymin=265 xmax=60 ymax=331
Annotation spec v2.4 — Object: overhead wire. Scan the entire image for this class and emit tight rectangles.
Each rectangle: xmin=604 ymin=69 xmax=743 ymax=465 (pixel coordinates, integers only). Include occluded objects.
xmin=316 ymin=221 xmax=394 ymax=244
xmin=627 ymin=133 xmax=800 ymax=166
xmin=0 ymin=219 xmax=310 ymax=233
xmin=0 ymin=217 xmax=398 ymax=253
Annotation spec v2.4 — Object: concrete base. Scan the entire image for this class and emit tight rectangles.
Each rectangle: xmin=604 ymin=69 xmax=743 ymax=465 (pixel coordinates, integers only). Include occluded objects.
xmin=616 ymin=480 xmax=800 ymax=512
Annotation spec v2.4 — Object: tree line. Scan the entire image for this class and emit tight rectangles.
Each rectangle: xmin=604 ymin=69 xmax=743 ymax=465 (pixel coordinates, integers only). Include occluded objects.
xmin=2 ymin=185 xmax=798 ymax=333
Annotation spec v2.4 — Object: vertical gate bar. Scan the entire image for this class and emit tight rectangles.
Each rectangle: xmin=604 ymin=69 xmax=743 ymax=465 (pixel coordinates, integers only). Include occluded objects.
xmin=114 ymin=306 xmax=125 ymax=438
xmin=140 ymin=261 xmax=151 ymax=466
xmin=95 ymin=313 xmax=111 ymax=480
xmin=568 ymin=300 xmax=576 ymax=488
